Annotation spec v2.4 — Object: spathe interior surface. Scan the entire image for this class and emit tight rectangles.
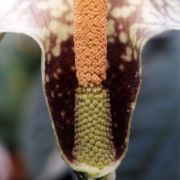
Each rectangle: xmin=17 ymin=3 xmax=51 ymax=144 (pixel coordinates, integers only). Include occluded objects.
xmin=0 ymin=28 xmax=180 ymax=180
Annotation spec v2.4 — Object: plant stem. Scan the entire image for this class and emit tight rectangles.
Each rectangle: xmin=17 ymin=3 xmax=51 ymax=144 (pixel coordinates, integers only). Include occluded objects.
xmin=74 ymin=171 xmax=116 ymax=180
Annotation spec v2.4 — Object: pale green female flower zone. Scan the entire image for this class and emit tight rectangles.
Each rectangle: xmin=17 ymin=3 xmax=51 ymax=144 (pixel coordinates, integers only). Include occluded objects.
xmin=0 ymin=0 xmax=180 ymax=179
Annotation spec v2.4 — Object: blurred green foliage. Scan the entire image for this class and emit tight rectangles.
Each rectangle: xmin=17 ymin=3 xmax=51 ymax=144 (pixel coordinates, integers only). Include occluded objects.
xmin=0 ymin=33 xmax=41 ymax=150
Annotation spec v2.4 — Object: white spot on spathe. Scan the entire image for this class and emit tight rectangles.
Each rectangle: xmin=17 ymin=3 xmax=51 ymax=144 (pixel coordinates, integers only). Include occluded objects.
xmin=121 ymin=46 xmax=133 ymax=62
xmin=51 ymin=91 xmax=55 ymax=98
xmin=50 ymin=9 xmax=62 ymax=18
xmin=58 ymin=93 xmax=63 ymax=98
xmin=108 ymin=20 xmax=115 ymax=36
xmin=48 ymin=21 xmax=70 ymax=57
xmin=47 ymin=54 xmax=51 ymax=63
xmin=56 ymin=84 xmax=60 ymax=89
xmin=119 ymin=32 xmax=128 ymax=44
xmin=114 ymin=123 xmax=118 ymax=128
xmin=111 ymin=6 xmax=135 ymax=19
xmin=119 ymin=24 xmax=124 ymax=30
xmin=111 ymin=74 xmax=116 ymax=78
xmin=43 ymin=27 xmax=51 ymax=38
xmin=70 ymin=66 xmax=76 ymax=72
xmin=61 ymin=111 xmax=65 ymax=118
xmin=53 ymin=72 xmax=59 ymax=79
xmin=48 ymin=0 xmax=64 ymax=9
xmin=135 ymin=71 xmax=139 ymax=78
xmin=57 ymin=68 xmax=62 ymax=74
xmin=49 ymin=20 xmax=59 ymax=34
xmin=45 ymin=75 xmax=50 ymax=82
xmin=37 ymin=0 xmax=68 ymax=12
xmin=108 ymin=2 xmax=112 ymax=10
xmin=52 ymin=45 xmax=61 ymax=57
xmin=108 ymin=37 xmax=115 ymax=43
xmin=119 ymin=64 xmax=125 ymax=71
xmin=127 ymin=47 xmax=133 ymax=56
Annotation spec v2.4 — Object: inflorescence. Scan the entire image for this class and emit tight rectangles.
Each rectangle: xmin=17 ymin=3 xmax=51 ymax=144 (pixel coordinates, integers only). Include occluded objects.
xmin=73 ymin=86 xmax=115 ymax=169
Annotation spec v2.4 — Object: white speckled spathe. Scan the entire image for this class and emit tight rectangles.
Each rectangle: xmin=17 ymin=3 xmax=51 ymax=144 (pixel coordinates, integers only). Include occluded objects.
xmin=0 ymin=0 xmax=180 ymax=179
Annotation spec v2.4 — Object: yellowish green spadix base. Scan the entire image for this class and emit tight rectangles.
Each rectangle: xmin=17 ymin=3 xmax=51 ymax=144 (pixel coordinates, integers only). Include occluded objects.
xmin=73 ymin=86 xmax=115 ymax=170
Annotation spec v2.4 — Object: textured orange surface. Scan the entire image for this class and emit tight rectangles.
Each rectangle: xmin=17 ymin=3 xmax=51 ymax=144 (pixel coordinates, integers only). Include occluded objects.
xmin=74 ymin=0 xmax=108 ymax=87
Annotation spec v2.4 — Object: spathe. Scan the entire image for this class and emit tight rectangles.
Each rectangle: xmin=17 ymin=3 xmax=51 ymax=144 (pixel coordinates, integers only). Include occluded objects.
xmin=0 ymin=0 xmax=179 ymax=179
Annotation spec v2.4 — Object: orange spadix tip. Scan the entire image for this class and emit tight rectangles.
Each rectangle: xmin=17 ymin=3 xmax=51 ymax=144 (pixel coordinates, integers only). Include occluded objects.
xmin=74 ymin=0 xmax=108 ymax=87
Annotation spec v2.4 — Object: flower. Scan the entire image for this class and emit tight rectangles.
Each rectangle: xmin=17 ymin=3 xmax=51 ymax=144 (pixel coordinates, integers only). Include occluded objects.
xmin=0 ymin=0 xmax=179 ymax=179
